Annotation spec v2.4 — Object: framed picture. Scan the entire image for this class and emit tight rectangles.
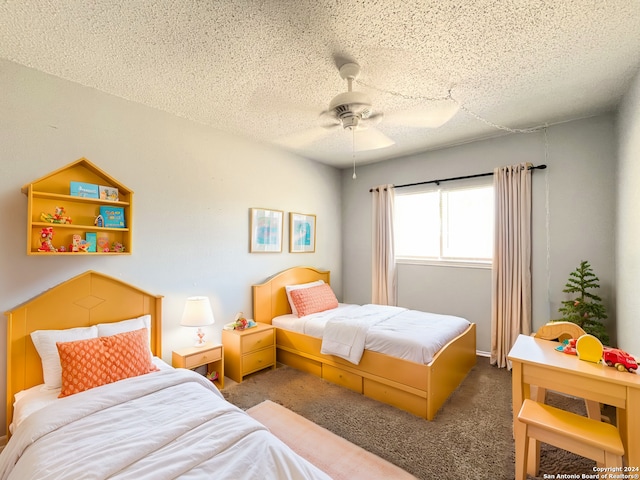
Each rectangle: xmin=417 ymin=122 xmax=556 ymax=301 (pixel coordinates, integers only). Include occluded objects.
xmin=250 ymin=208 xmax=283 ymax=253
xmin=289 ymin=212 xmax=316 ymax=253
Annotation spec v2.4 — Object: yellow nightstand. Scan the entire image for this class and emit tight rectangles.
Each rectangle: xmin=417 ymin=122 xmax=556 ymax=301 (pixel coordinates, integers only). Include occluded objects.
xmin=222 ymin=322 xmax=275 ymax=383
xmin=172 ymin=342 xmax=224 ymax=389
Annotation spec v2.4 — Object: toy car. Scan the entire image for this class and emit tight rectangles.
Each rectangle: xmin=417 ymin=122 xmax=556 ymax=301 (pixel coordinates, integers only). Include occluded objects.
xmin=603 ymin=347 xmax=638 ymax=373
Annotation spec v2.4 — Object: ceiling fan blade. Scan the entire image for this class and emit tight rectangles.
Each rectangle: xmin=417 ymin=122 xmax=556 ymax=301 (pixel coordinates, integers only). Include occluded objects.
xmin=386 ymin=99 xmax=459 ymax=128
xmin=273 ymin=126 xmax=335 ymax=149
xmin=361 ymin=112 xmax=384 ymax=127
xmin=354 ymin=127 xmax=395 ymax=151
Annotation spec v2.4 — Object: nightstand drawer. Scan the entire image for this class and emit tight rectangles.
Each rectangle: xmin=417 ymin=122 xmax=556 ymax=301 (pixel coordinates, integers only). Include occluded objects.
xmin=242 ymin=348 xmax=275 ymax=375
xmin=184 ymin=347 xmax=222 ymax=369
xmin=242 ymin=329 xmax=274 ymax=352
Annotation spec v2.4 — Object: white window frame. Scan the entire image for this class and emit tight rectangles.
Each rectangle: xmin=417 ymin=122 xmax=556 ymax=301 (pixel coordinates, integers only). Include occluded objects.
xmin=394 ymin=181 xmax=494 ymax=269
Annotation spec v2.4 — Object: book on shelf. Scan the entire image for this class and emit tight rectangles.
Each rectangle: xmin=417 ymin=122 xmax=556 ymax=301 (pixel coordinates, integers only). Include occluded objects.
xmin=99 ymin=185 xmax=119 ymax=201
xmin=99 ymin=206 xmax=125 ymax=228
xmin=70 ymin=181 xmax=99 ymax=198
xmin=97 ymin=235 xmax=110 ymax=252
xmin=85 ymin=232 xmax=97 ymax=252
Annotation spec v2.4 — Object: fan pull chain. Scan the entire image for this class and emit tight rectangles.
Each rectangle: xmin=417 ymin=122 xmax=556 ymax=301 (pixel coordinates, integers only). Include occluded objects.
xmin=352 ymin=127 xmax=357 ymax=179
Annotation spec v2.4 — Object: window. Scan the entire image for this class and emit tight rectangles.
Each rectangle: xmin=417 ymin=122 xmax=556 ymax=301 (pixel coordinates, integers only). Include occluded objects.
xmin=394 ymin=184 xmax=494 ymax=265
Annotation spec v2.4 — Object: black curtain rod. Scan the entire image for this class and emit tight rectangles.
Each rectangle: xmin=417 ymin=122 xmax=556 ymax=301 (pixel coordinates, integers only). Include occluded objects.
xmin=371 ymin=164 xmax=547 ymax=191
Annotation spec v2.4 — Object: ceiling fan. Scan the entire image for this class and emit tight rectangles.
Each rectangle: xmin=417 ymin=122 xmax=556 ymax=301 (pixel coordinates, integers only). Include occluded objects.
xmin=274 ymin=62 xmax=459 ymax=152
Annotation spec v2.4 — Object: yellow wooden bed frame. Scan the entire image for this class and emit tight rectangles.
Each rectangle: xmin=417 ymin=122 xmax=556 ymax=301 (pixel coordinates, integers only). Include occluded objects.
xmin=253 ymin=266 xmax=477 ymax=420
xmin=4 ymin=270 xmax=163 ymax=437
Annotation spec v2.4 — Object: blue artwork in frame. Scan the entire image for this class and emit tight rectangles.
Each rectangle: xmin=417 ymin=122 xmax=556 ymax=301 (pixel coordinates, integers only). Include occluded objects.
xmin=289 ymin=212 xmax=316 ymax=253
xmin=250 ymin=208 xmax=283 ymax=253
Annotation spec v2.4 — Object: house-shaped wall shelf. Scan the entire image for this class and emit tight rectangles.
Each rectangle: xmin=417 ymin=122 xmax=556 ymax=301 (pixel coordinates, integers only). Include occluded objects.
xmin=22 ymin=158 xmax=133 ymax=255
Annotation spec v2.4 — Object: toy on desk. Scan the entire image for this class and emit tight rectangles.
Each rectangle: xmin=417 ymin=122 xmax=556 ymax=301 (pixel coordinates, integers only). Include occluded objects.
xmin=555 ymin=335 xmax=602 ymax=361
xmin=556 ymin=338 xmax=578 ymax=355
xmin=37 ymin=227 xmax=57 ymax=252
xmin=556 ymin=335 xmax=638 ymax=374
xmin=576 ymin=334 xmax=604 ymax=363
xmin=40 ymin=206 xmax=72 ymax=224
xmin=603 ymin=347 xmax=638 ymax=373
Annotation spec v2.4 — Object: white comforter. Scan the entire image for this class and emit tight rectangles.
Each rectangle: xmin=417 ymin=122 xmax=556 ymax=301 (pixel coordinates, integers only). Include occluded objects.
xmin=0 ymin=369 xmax=331 ymax=480
xmin=275 ymin=304 xmax=471 ymax=365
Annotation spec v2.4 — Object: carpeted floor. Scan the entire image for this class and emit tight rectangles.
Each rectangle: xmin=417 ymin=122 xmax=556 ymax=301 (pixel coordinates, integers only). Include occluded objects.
xmin=222 ymin=357 xmax=601 ymax=480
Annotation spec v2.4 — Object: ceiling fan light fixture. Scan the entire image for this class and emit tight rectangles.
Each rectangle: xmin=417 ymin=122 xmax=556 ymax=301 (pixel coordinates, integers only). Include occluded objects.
xmin=328 ymin=91 xmax=372 ymax=114
xmin=341 ymin=114 xmax=360 ymax=130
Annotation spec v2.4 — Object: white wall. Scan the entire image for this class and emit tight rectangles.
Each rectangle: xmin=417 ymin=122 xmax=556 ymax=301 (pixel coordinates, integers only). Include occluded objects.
xmin=616 ymin=68 xmax=640 ymax=357
xmin=0 ymin=59 xmax=343 ymax=431
xmin=342 ymin=115 xmax=617 ymax=353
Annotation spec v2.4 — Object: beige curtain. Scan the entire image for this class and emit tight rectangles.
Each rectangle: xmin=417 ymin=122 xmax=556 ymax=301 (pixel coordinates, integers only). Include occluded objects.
xmin=491 ymin=163 xmax=532 ymax=369
xmin=371 ymin=184 xmax=397 ymax=305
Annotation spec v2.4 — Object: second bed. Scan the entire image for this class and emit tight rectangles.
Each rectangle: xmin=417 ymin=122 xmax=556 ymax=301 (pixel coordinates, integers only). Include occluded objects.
xmin=252 ymin=266 xmax=477 ymax=420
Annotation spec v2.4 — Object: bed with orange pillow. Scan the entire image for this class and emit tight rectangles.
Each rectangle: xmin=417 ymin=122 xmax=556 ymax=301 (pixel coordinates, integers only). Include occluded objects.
xmin=253 ymin=266 xmax=477 ymax=421
xmin=1 ymin=271 xmax=330 ymax=480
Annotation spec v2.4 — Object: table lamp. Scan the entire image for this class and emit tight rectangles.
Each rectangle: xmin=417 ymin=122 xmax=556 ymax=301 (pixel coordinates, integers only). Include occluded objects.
xmin=181 ymin=296 xmax=215 ymax=347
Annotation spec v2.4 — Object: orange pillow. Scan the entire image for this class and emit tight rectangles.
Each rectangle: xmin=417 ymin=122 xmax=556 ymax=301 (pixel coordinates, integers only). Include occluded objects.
xmin=57 ymin=328 xmax=159 ymax=398
xmin=289 ymin=283 xmax=338 ymax=317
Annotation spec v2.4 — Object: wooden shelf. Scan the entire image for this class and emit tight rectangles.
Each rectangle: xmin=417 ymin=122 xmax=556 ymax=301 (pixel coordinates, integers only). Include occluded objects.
xmin=23 ymin=158 xmax=134 ymax=255
xmin=29 ymin=190 xmax=130 ymax=206
xmin=30 ymin=222 xmax=130 ymax=232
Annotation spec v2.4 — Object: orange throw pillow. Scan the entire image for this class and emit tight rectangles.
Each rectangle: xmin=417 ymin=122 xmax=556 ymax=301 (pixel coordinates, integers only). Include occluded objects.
xmin=57 ymin=328 xmax=158 ymax=398
xmin=289 ymin=283 xmax=339 ymax=317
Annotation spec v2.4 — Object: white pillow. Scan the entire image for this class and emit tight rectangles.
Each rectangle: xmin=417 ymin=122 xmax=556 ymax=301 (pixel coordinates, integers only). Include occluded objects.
xmin=285 ymin=280 xmax=325 ymax=316
xmin=31 ymin=326 xmax=99 ymax=390
xmin=97 ymin=314 xmax=152 ymax=352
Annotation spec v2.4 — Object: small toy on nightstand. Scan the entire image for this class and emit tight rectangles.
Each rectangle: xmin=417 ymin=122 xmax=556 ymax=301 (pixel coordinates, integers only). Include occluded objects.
xmin=206 ymin=371 xmax=219 ymax=383
xmin=231 ymin=312 xmax=256 ymax=330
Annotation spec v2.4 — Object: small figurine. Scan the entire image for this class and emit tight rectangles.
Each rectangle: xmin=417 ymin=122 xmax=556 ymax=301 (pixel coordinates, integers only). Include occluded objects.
xmin=232 ymin=312 xmax=256 ymax=330
xmin=37 ymin=227 xmax=57 ymax=252
xmin=111 ymin=242 xmax=125 ymax=253
xmin=94 ymin=215 xmax=104 ymax=227
xmin=233 ymin=312 xmax=248 ymax=330
xmin=71 ymin=234 xmax=89 ymax=252
xmin=41 ymin=206 xmax=72 ymax=224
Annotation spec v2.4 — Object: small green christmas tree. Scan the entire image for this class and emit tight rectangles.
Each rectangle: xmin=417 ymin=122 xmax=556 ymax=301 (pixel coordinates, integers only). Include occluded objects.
xmin=555 ymin=260 xmax=609 ymax=344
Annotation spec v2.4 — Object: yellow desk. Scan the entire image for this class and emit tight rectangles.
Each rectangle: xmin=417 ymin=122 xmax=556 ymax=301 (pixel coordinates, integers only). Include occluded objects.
xmin=508 ymin=334 xmax=640 ymax=475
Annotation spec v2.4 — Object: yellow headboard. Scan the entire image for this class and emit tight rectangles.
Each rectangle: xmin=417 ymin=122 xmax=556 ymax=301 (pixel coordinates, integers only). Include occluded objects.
xmin=4 ymin=270 xmax=163 ymax=437
xmin=252 ymin=266 xmax=330 ymax=323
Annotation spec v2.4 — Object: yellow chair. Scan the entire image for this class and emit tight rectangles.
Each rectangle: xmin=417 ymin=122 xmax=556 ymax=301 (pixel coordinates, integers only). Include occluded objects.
xmin=515 ymin=399 xmax=624 ymax=480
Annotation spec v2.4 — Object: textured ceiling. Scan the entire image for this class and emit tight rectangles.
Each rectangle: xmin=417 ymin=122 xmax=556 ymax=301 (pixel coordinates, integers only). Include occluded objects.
xmin=2 ymin=1 xmax=640 ymax=168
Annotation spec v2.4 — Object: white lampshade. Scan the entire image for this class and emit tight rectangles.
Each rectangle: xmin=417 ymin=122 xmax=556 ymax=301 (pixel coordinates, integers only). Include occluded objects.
xmin=181 ymin=296 xmax=215 ymax=347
